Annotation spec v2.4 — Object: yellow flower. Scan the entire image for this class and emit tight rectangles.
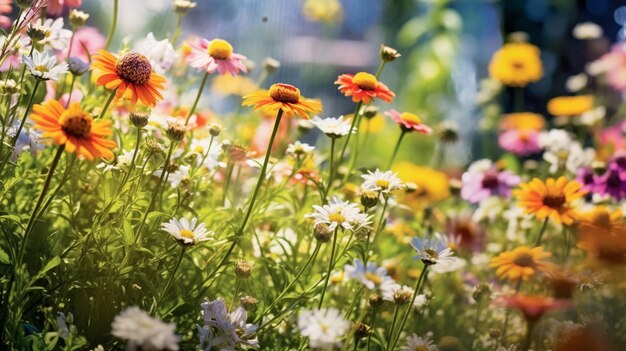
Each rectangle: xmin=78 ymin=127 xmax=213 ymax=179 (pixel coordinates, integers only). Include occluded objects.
xmin=489 ymin=42 xmax=543 ymax=87
xmin=302 ymin=0 xmax=343 ymax=23
xmin=489 ymin=246 xmax=553 ymax=282
xmin=514 ymin=177 xmax=587 ymax=225
xmin=393 ymin=162 xmax=450 ymax=209
xmin=211 ymin=75 xmax=257 ymax=97
xmin=500 ymin=112 xmax=545 ymax=131
xmin=358 ymin=113 xmax=385 ymax=134
xmin=386 ymin=221 xmax=415 ymax=244
xmin=547 ymin=95 xmax=593 ymax=116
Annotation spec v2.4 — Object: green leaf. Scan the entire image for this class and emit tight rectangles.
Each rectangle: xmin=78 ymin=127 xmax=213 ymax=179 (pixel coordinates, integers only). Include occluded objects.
xmin=0 ymin=246 xmax=9 ymax=264
xmin=37 ymin=256 xmax=61 ymax=278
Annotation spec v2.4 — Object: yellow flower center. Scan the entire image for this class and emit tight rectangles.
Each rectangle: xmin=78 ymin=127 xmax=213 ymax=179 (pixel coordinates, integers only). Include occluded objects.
xmin=415 ymin=346 xmax=430 ymax=351
xmin=375 ymin=179 xmax=390 ymax=189
xmin=364 ymin=272 xmax=383 ymax=286
xmin=116 ymin=51 xmax=152 ymax=85
xmin=513 ymin=252 xmax=535 ymax=267
xmin=208 ymin=39 xmax=233 ymax=60
xmin=179 ymin=229 xmax=195 ymax=239
xmin=542 ymin=191 xmax=566 ymax=209
xmin=59 ymin=104 xmax=92 ymax=139
xmin=400 ymin=112 xmax=422 ymax=125
xmin=34 ymin=65 xmax=49 ymax=73
xmin=194 ymin=145 xmax=205 ymax=153
xmin=352 ymin=72 xmax=378 ymax=90
xmin=424 ymin=248 xmax=439 ymax=259
xmin=328 ymin=212 xmax=346 ymax=224
xmin=269 ymin=83 xmax=300 ymax=103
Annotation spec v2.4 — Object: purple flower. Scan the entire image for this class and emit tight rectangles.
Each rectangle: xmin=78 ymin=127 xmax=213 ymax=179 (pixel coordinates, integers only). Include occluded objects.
xmin=461 ymin=167 xmax=521 ymax=204
xmin=576 ymin=167 xmax=597 ymax=193
xmin=595 ymin=163 xmax=626 ymax=200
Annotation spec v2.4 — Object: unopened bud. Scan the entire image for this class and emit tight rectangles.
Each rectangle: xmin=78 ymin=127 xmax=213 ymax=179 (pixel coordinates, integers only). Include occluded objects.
xmin=235 ymin=260 xmax=253 ymax=278
xmin=209 ymin=122 xmax=223 ymax=137
xmin=368 ymin=293 xmax=383 ymax=308
xmin=166 ymin=121 xmax=186 ymax=142
xmin=360 ymin=190 xmax=379 ymax=209
xmin=263 ymin=57 xmax=281 ymax=74
xmin=129 ymin=111 xmax=150 ymax=128
xmin=380 ymin=44 xmax=401 ymax=62
xmin=69 ymin=9 xmax=90 ymax=28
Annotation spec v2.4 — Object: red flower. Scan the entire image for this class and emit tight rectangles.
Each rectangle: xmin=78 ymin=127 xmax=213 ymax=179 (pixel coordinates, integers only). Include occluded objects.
xmin=500 ymin=294 xmax=571 ymax=322
xmin=334 ymin=72 xmax=395 ymax=104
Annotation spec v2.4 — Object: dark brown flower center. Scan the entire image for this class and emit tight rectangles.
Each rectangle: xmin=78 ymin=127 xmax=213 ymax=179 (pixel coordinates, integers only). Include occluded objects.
xmin=513 ymin=253 xmax=534 ymax=267
xmin=512 ymin=61 xmax=525 ymax=70
xmin=269 ymin=83 xmax=300 ymax=103
xmin=115 ymin=51 xmax=152 ymax=85
xmin=59 ymin=108 xmax=92 ymax=139
xmin=542 ymin=192 xmax=566 ymax=209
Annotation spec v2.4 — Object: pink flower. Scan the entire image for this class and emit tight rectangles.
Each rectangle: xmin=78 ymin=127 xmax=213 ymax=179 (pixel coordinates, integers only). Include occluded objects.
xmin=599 ymin=120 xmax=626 ymax=152
xmin=44 ymin=80 xmax=83 ymax=106
xmin=46 ymin=0 xmax=82 ymax=16
xmin=590 ymin=43 xmax=626 ymax=91
xmin=0 ymin=0 xmax=12 ymax=29
xmin=498 ymin=129 xmax=541 ymax=156
xmin=188 ymin=38 xmax=247 ymax=76
xmin=384 ymin=109 xmax=432 ymax=134
xmin=60 ymin=26 xmax=105 ymax=61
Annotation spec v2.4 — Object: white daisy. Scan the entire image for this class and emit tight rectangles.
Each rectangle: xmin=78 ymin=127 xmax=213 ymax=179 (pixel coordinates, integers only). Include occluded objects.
xmin=161 ymin=217 xmax=210 ymax=245
xmin=286 ymin=140 xmax=315 ymax=157
xmin=305 ymin=196 xmax=364 ymax=231
xmin=297 ymin=308 xmax=350 ymax=350
xmin=572 ymin=22 xmax=603 ymax=40
xmin=381 ymin=283 xmax=428 ymax=309
xmin=31 ymin=17 xmax=72 ymax=50
xmin=401 ymin=333 xmax=438 ymax=351
xmin=23 ymin=50 xmax=68 ymax=81
xmin=136 ymin=32 xmax=177 ymax=74
xmin=361 ymin=169 xmax=403 ymax=193
xmin=310 ymin=115 xmax=354 ymax=138
xmin=111 ymin=306 xmax=179 ymax=351
xmin=565 ymin=73 xmax=588 ymax=92
xmin=190 ymin=138 xmax=222 ymax=171
xmin=166 ymin=165 xmax=191 ymax=188
xmin=199 ymin=298 xmax=259 ymax=350
xmin=409 ymin=236 xmax=456 ymax=266
xmin=344 ymin=258 xmax=395 ymax=291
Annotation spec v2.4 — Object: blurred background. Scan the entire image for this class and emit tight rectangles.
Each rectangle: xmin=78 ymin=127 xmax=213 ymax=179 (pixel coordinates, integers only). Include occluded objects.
xmin=80 ymin=0 xmax=626 ymax=166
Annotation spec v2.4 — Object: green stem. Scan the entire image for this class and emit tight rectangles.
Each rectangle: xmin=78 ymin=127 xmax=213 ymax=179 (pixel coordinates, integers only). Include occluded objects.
xmin=104 ymin=0 xmax=119 ymax=50
xmin=534 ymin=217 xmax=549 ymax=246
xmin=374 ymin=61 xmax=386 ymax=79
xmin=185 ymin=71 xmax=209 ymax=126
xmin=521 ymin=320 xmax=535 ymax=351
xmin=119 ymin=128 xmax=142 ymax=188
xmin=325 ymin=138 xmax=336 ymax=202
xmin=385 ymin=305 xmax=400 ymax=351
xmin=338 ymin=101 xmax=363 ymax=163
xmin=389 ymin=265 xmax=429 ymax=350
xmin=66 ymin=31 xmax=76 ymax=59
xmin=387 ymin=130 xmax=406 ymax=169
xmin=318 ymin=227 xmax=339 ymax=309
xmin=171 ymin=15 xmax=183 ymax=46
xmin=514 ymin=87 xmax=524 ymax=112
xmin=154 ymin=245 xmax=186 ymax=315
xmin=365 ymin=194 xmax=389 ymax=265
xmin=64 ymin=74 xmax=77 ymax=108
xmin=97 ymin=90 xmax=116 ymax=119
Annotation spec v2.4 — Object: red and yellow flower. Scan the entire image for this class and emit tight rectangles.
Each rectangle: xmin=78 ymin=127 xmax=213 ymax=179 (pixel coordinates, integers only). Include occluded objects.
xmin=242 ymin=83 xmax=323 ymax=119
xmin=335 ymin=72 xmax=395 ymax=104
xmin=514 ymin=177 xmax=587 ymax=225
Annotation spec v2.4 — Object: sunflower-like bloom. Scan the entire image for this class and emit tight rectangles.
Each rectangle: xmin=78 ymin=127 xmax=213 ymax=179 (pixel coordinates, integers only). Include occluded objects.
xmin=489 ymin=246 xmax=553 ymax=282
xmin=242 ymin=83 xmax=323 ymax=119
xmin=577 ymin=206 xmax=626 ymax=264
xmin=499 ymin=112 xmax=545 ymax=131
xmin=500 ymin=294 xmax=571 ymax=322
xmin=335 ymin=72 xmax=395 ymax=104
xmin=489 ymin=42 xmax=543 ymax=87
xmin=30 ymin=100 xmax=117 ymax=160
xmin=547 ymin=95 xmax=594 ymax=116
xmin=91 ymin=50 xmax=166 ymax=107
xmin=514 ymin=177 xmax=587 ymax=225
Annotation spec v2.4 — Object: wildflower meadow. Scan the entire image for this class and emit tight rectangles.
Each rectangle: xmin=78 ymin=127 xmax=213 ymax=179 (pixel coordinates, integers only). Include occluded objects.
xmin=0 ymin=0 xmax=626 ymax=350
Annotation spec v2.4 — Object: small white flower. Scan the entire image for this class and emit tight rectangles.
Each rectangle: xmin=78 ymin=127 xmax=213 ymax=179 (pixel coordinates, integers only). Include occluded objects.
xmin=572 ymin=22 xmax=603 ymax=40
xmin=310 ymin=115 xmax=354 ymax=138
xmin=401 ymin=333 xmax=439 ymax=351
xmin=111 ymin=306 xmax=179 ymax=351
xmin=286 ymin=140 xmax=315 ymax=157
xmin=472 ymin=196 xmax=504 ymax=223
xmin=298 ymin=308 xmax=350 ymax=350
xmin=381 ymin=283 xmax=427 ymax=308
xmin=23 ymin=50 xmax=68 ymax=81
xmin=409 ymin=236 xmax=456 ymax=266
xmin=579 ymin=106 xmax=605 ymax=126
xmin=136 ymin=32 xmax=176 ymax=74
xmin=467 ymin=159 xmax=493 ymax=173
xmin=539 ymin=129 xmax=573 ymax=152
xmin=32 ymin=18 xmax=72 ymax=50
xmin=305 ymin=196 xmax=365 ymax=231
xmin=166 ymin=165 xmax=191 ymax=188
xmin=361 ymin=169 xmax=403 ymax=194
xmin=199 ymin=299 xmax=259 ymax=350
xmin=566 ymin=73 xmax=588 ymax=92
xmin=161 ymin=217 xmax=210 ymax=245
xmin=344 ymin=258 xmax=396 ymax=291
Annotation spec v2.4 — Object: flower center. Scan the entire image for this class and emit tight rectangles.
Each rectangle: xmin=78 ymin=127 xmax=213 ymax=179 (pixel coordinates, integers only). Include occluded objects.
xmin=542 ymin=191 xmax=566 ymax=209
xmin=607 ymin=170 xmax=622 ymax=188
xmin=400 ymin=112 xmax=422 ymax=125
xmin=517 ymin=130 xmax=530 ymax=142
xmin=352 ymin=72 xmax=378 ymax=90
xmin=59 ymin=105 xmax=92 ymax=139
xmin=269 ymin=83 xmax=300 ymax=103
xmin=207 ymin=39 xmax=233 ymax=60
xmin=589 ymin=209 xmax=611 ymax=228
xmin=424 ymin=248 xmax=439 ymax=260
xmin=328 ymin=212 xmax=346 ymax=224
xmin=34 ymin=65 xmax=49 ymax=73
xmin=115 ymin=51 xmax=152 ymax=85
xmin=179 ymin=229 xmax=195 ymax=239
xmin=364 ymin=272 xmax=383 ymax=285
xmin=511 ymin=61 xmax=525 ymax=70
xmin=375 ymin=179 xmax=390 ymax=189
xmin=481 ymin=171 xmax=500 ymax=189
xmin=513 ymin=253 xmax=535 ymax=267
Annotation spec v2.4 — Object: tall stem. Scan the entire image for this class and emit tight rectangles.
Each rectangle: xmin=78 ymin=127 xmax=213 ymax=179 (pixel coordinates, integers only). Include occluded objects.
xmin=374 ymin=61 xmax=386 ymax=79
xmin=534 ymin=217 xmax=549 ymax=246
xmin=387 ymin=130 xmax=406 ymax=169
xmin=153 ymin=245 xmax=186 ymax=315
xmin=325 ymin=138 xmax=336 ymax=202
xmin=119 ymin=128 xmax=142 ymax=188
xmin=389 ymin=265 xmax=429 ymax=350
xmin=65 ymin=74 xmax=77 ymax=108
xmin=185 ymin=71 xmax=209 ymax=126
xmin=318 ymin=227 xmax=339 ymax=309
xmin=97 ymin=90 xmax=116 ymax=119
xmin=338 ymin=101 xmax=363 ymax=163
xmin=104 ymin=0 xmax=119 ymax=50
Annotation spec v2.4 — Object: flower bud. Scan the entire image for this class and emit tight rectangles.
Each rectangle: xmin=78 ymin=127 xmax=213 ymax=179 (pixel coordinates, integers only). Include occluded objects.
xmin=209 ymin=122 xmax=223 ymax=137
xmin=472 ymin=283 xmax=492 ymax=303
xmin=235 ymin=260 xmax=253 ymax=279
xmin=314 ymin=223 xmax=332 ymax=243
xmin=262 ymin=57 xmax=281 ymax=74
xmin=0 ymin=79 xmax=19 ymax=95
xmin=69 ymin=9 xmax=90 ymax=28
xmin=26 ymin=25 xmax=47 ymax=42
xmin=437 ymin=120 xmax=459 ymax=144
xmin=129 ymin=111 xmax=150 ymax=128
xmin=166 ymin=121 xmax=186 ymax=142
xmin=227 ymin=144 xmax=247 ymax=163
xmin=240 ymin=295 xmax=258 ymax=310
xmin=354 ymin=322 xmax=372 ymax=338
xmin=380 ymin=44 xmax=401 ymax=62
xmin=174 ymin=0 xmax=197 ymax=15
xmin=360 ymin=190 xmax=379 ymax=209
xmin=361 ymin=105 xmax=379 ymax=119
xmin=16 ymin=0 xmax=35 ymax=9
xmin=68 ymin=57 xmax=90 ymax=76
xmin=394 ymin=290 xmax=413 ymax=305
xmin=368 ymin=293 xmax=384 ymax=308
xmin=488 ymin=328 xmax=501 ymax=339
xmin=145 ymin=137 xmax=164 ymax=153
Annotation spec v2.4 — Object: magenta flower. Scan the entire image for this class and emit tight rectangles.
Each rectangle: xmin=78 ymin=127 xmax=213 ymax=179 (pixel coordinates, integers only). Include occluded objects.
xmin=0 ymin=0 xmax=12 ymax=29
xmin=498 ymin=129 xmax=541 ymax=156
xmin=188 ymin=38 xmax=247 ymax=76
xmin=60 ymin=27 xmax=105 ymax=61
xmin=595 ymin=163 xmax=626 ymax=201
xmin=576 ymin=167 xmax=598 ymax=194
xmin=47 ymin=0 xmax=82 ymax=16
xmin=461 ymin=164 xmax=520 ymax=203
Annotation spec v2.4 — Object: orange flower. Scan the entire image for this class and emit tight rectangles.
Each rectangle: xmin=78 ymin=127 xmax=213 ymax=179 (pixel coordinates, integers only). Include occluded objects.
xmin=489 ymin=246 xmax=553 ymax=282
xmin=31 ymin=100 xmax=117 ymax=160
xmin=335 ymin=72 xmax=395 ymax=104
xmin=242 ymin=83 xmax=323 ymax=119
xmin=577 ymin=207 xmax=626 ymax=264
xmin=91 ymin=50 xmax=166 ymax=107
xmin=500 ymin=294 xmax=571 ymax=322
xmin=514 ymin=177 xmax=587 ymax=225
xmin=547 ymin=95 xmax=593 ymax=116
xmin=499 ymin=112 xmax=545 ymax=131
